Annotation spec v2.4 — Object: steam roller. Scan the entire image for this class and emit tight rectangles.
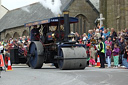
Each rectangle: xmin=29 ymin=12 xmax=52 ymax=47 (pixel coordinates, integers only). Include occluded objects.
xmin=25 ymin=10 xmax=87 ymax=70
xmin=58 ymin=47 xmax=87 ymax=70
xmin=28 ymin=41 xmax=87 ymax=70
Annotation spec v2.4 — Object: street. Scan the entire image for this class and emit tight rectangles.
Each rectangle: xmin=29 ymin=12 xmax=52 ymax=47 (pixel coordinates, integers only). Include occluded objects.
xmin=0 ymin=64 xmax=128 ymax=85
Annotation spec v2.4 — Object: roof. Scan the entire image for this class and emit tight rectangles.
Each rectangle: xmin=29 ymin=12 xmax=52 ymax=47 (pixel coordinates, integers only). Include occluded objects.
xmin=1 ymin=5 xmax=9 ymax=11
xmin=0 ymin=0 xmax=74 ymax=32
xmin=0 ymin=0 xmax=99 ymax=32
xmin=25 ymin=17 xmax=78 ymax=27
xmin=89 ymin=0 xmax=99 ymax=11
xmin=86 ymin=0 xmax=99 ymax=14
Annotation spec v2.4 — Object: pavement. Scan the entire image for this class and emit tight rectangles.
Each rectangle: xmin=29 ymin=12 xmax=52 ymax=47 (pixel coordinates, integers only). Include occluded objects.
xmin=0 ymin=64 xmax=128 ymax=85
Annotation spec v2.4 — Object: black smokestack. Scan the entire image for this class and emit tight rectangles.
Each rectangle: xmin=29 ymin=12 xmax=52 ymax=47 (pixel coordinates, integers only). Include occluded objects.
xmin=63 ymin=10 xmax=70 ymax=42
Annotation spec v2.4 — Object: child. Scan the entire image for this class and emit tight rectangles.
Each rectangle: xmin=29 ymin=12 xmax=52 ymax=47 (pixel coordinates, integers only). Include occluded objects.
xmin=106 ymin=46 xmax=112 ymax=68
xmin=112 ymin=43 xmax=120 ymax=68
xmin=123 ymin=46 xmax=128 ymax=68
xmin=89 ymin=56 xmax=95 ymax=66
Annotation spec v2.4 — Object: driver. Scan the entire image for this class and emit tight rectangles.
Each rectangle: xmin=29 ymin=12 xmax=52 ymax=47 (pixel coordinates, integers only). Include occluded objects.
xmin=30 ymin=25 xmax=41 ymax=41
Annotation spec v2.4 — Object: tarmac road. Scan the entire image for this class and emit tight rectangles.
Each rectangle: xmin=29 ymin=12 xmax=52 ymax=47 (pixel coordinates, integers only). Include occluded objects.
xmin=0 ymin=64 xmax=128 ymax=85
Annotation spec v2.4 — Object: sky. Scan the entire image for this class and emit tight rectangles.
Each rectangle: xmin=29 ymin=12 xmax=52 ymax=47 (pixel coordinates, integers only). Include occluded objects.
xmin=1 ymin=0 xmax=39 ymax=10
xmin=1 ymin=0 xmax=99 ymax=11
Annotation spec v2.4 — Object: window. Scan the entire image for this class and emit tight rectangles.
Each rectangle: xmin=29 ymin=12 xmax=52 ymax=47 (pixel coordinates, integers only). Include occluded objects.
xmin=74 ymin=14 xmax=88 ymax=34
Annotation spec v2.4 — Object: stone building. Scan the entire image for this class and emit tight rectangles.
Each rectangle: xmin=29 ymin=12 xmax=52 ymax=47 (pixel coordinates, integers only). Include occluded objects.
xmin=100 ymin=0 xmax=128 ymax=31
xmin=0 ymin=0 xmax=99 ymax=40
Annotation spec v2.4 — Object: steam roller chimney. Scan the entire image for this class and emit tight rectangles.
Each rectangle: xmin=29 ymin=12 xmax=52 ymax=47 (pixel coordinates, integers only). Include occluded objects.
xmin=63 ymin=10 xmax=70 ymax=42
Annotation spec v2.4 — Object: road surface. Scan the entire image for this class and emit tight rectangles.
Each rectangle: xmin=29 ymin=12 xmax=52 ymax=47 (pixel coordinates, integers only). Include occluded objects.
xmin=0 ymin=64 xmax=128 ymax=85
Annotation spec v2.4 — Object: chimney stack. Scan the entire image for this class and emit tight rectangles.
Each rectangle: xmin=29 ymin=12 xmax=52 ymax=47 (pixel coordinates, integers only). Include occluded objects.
xmin=63 ymin=10 xmax=70 ymax=42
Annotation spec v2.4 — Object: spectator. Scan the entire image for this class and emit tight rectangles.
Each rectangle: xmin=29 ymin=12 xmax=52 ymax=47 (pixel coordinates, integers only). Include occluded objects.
xmin=110 ymin=28 xmax=117 ymax=39
xmin=102 ymin=29 xmax=109 ymax=40
xmin=119 ymin=38 xmax=125 ymax=66
xmin=105 ymin=36 xmax=112 ymax=63
xmin=106 ymin=46 xmax=112 ymax=68
xmin=124 ymin=28 xmax=128 ymax=34
xmin=98 ymin=37 xmax=105 ymax=68
xmin=100 ymin=30 xmax=103 ymax=37
xmin=82 ymin=33 xmax=88 ymax=44
xmin=123 ymin=45 xmax=128 ymax=68
xmin=112 ymin=37 xmax=118 ymax=50
xmin=112 ymin=43 xmax=120 ymax=68
xmin=88 ymin=30 xmax=92 ymax=40
xmin=75 ymin=32 xmax=80 ymax=43
xmin=105 ymin=36 xmax=112 ymax=48
xmin=107 ymin=28 xmax=110 ymax=35
xmin=94 ymin=29 xmax=101 ymax=42
xmin=89 ymin=56 xmax=95 ymax=66
xmin=99 ymin=25 xmax=104 ymax=31
xmin=0 ymin=42 xmax=4 ymax=54
xmin=27 ymin=36 xmax=30 ymax=41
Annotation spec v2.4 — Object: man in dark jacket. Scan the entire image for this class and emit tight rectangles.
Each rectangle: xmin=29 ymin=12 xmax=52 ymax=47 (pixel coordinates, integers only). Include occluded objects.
xmin=110 ymin=28 xmax=117 ymax=39
xmin=119 ymin=38 xmax=125 ymax=65
xmin=123 ymin=46 xmax=128 ymax=68
xmin=98 ymin=37 xmax=105 ymax=68
xmin=30 ymin=25 xmax=41 ymax=41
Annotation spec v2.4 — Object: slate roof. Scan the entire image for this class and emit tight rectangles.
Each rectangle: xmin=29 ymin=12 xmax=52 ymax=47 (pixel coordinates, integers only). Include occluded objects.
xmin=0 ymin=0 xmax=99 ymax=32
xmin=0 ymin=0 xmax=74 ymax=32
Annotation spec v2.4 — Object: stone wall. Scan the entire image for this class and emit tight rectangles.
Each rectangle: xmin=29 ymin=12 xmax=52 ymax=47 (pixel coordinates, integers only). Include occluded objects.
xmin=1 ymin=26 xmax=29 ymax=40
xmin=100 ymin=0 xmax=128 ymax=31
xmin=68 ymin=0 xmax=99 ymax=34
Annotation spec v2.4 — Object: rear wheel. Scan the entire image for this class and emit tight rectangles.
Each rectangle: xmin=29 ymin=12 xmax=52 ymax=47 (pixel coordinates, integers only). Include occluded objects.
xmin=29 ymin=41 xmax=44 ymax=69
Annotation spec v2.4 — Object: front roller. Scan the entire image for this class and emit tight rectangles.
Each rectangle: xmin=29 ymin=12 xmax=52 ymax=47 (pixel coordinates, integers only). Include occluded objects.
xmin=29 ymin=41 xmax=44 ymax=69
xmin=58 ymin=47 xmax=87 ymax=70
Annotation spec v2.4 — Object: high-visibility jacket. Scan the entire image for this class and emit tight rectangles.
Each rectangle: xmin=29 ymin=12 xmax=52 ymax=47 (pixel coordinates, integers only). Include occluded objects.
xmin=98 ymin=42 xmax=105 ymax=53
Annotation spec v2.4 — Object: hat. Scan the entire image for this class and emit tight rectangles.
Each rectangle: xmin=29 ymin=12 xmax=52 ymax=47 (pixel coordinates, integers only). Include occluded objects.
xmin=99 ymin=37 xmax=103 ymax=41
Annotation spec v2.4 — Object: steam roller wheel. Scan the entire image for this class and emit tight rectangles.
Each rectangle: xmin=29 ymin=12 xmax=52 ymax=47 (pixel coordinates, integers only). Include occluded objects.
xmin=58 ymin=47 xmax=87 ymax=70
xmin=29 ymin=41 xmax=44 ymax=69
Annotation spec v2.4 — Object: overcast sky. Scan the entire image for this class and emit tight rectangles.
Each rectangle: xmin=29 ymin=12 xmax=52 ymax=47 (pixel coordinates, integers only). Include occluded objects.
xmin=1 ymin=0 xmax=99 ymax=10
xmin=1 ymin=0 xmax=39 ymax=10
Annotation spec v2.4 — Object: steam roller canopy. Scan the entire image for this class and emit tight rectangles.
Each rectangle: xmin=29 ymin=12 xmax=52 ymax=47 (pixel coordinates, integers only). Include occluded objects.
xmin=58 ymin=47 xmax=87 ymax=70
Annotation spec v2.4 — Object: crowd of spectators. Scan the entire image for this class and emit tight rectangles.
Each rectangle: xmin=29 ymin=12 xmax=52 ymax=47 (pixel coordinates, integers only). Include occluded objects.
xmin=74 ymin=26 xmax=128 ymax=69
xmin=0 ymin=25 xmax=128 ymax=69
xmin=0 ymin=36 xmax=30 ymax=57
